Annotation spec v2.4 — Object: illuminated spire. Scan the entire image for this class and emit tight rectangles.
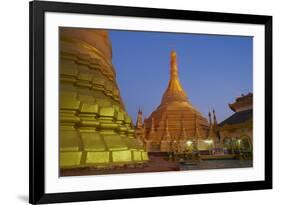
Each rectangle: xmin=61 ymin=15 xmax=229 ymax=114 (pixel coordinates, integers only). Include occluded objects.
xmin=180 ymin=116 xmax=187 ymax=140
xmin=208 ymin=110 xmax=212 ymax=126
xmin=194 ymin=113 xmax=201 ymax=138
xmin=147 ymin=117 xmax=155 ymax=140
xmin=162 ymin=117 xmax=171 ymax=140
xmin=213 ymin=109 xmax=217 ymax=126
xmin=136 ymin=109 xmax=143 ymax=128
xmin=170 ymin=50 xmax=179 ymax=81
xmin=143 ymin=118 xmax=147 ymax=139
xmin=160 ymin=51 xmax=189 ymax=105
xmin=207 ymin=109 xmax=217 ymax=139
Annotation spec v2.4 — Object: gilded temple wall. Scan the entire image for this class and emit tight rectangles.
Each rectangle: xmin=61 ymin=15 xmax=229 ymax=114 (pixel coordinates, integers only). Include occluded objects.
xmin=59 ymin=28 xmax=148 ymax=169
xmin=144 ymin=108 xmax=209 ymax=137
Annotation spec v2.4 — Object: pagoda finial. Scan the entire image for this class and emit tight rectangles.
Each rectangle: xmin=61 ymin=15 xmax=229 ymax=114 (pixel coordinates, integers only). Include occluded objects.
xmin=160 ymin=50 xmax=189 ymax=105
xmin=180 ymin=116 xmax=187 ymax=140
xmin=170 ymin=50 xmax=179 ymax=79
xmin=136 ymin=109 xmax=143 ymax=128
xmin=162 ymin=116 xmax=171 ymax=140
xmin=208 ymin=110 xmax=212 ymax=126
xmin=194 ymin=113 xmax=201 ymax=138
xmin=213 ymin=109 xmax=217 ymax=126
xmin=143 ymin=120 xmax=147 ymax=137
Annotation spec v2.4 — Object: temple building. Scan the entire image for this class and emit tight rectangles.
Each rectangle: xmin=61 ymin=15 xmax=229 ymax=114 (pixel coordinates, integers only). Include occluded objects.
xmin=59 ymin=28 xmax=148 ymax=170
xmin=218 ymin=93 xmax=253 ymax=156
xmin=139 ymin=51 xmax=216 ymax=153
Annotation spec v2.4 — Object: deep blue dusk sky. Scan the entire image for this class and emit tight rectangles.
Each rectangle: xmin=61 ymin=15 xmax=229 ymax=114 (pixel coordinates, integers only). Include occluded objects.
xmin=109 ymin=30 xmax=253 ymax=124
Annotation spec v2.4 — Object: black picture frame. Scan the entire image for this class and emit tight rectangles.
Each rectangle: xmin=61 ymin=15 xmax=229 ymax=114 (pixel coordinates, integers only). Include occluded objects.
xmin=29 ymin=0 xmax=272 ymax=204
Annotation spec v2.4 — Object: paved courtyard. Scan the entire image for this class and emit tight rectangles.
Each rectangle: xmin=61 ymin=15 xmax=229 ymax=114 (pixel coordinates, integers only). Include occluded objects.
xmin=180 ymin=159 xmax=253 ymax=171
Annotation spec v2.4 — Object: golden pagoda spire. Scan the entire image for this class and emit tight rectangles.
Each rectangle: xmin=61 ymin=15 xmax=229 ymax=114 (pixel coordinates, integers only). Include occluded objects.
xmin=136 ymin=109 xmax=143 ymax=129
xmin=180 ymin=116 xmax=187 ymax=140
xmin=207 ymin=109 xmax=218 ymax=139
xmin=212 ymin=109 xmax=219 ymax=139
xmin=208 ymin=110 xmax=212 ymax=126
xmin=143 ymin=119 xmax=147 ymax=136
xmin=213 ymin=109 xmax=217 ymax=127
xmin=170 ymin=50 xmax=180 ymax=82
xmin=160 ymin=51 xmax=189 ymax=105
xmin=194 ymin=113 xmax=201 ymax=138
xmin=147 ymin=117 xmax=155 ymax=140
xmin=162 ymin=116 xmax=171 ymax=140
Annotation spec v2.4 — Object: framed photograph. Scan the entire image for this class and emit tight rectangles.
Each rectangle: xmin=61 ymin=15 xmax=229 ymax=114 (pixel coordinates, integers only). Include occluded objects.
xmin=29 ymin=0 xmax=272 ymax=204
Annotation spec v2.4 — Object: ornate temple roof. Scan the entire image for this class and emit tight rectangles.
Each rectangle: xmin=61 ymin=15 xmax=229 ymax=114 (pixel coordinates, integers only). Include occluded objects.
xmin=229 ymin=92 xmax=253 ymax=112
xmin=219 ymin=92 xmax=253 ymax=128
xmin=219 ymin=109 xmax=253 ymax=127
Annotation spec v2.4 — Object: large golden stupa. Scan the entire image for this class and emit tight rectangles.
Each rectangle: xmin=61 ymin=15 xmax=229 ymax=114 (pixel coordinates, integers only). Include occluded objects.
xmin=59 ymin=28 xmax=148 ymax=170
xmin=143 ymin=51 xmax=210 ymax=152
